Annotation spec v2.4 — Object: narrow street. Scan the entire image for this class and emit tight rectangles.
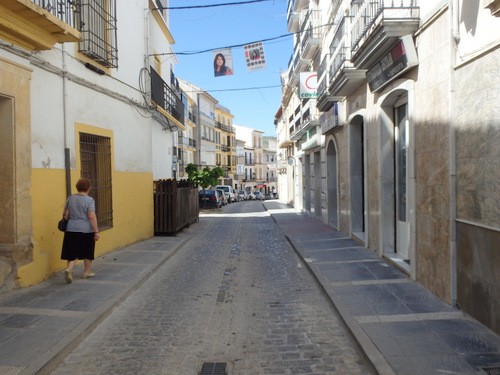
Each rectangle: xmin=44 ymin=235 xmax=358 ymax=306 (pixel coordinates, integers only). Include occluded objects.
xmin=52 ymin=201 xmax=374 ymax=375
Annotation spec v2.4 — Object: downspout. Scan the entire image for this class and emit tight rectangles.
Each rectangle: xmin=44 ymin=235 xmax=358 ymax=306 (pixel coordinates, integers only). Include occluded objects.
xmin=62 ymin=45 xmax=71 ymax=197
xmin=450 ymin=0 xmax=459 ymax=307
xmin=453 ymin=0 xmax=461 ymax=43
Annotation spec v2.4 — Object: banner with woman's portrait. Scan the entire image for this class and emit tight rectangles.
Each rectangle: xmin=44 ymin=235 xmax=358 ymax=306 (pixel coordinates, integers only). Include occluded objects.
xmin=213 ymin=49 xmax=234 ymax=77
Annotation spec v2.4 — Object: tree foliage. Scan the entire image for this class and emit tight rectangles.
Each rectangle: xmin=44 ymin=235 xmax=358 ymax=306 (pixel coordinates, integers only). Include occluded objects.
xmin=185 ymin=163 xmax=224 ymax=190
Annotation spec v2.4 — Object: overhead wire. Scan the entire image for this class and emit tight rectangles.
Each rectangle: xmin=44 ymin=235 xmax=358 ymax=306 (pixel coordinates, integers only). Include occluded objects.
xmin=153 ymin=21 xmax=331 ymax=57
xmin=154 ymin=0 xmax=271 ymax=10
xmin=205 ymin=85 xmax=280 ymax=92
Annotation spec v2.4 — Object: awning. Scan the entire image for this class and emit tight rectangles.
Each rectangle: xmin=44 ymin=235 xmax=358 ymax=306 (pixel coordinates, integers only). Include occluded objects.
xmin=255 ymin=184 xmax=266 ymax=188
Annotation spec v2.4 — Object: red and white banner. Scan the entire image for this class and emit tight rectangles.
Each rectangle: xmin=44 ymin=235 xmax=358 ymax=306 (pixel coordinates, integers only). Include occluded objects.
xmin=244 ymin=42 xmax=266 ymax=72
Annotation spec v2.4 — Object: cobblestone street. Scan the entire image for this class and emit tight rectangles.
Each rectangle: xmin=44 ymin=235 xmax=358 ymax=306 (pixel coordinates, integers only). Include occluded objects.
xmin=52 ymin=201 xmax=373 ymax=375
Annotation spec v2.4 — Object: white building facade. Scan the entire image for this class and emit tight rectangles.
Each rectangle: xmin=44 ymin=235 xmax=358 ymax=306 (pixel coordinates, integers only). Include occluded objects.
xmin=0 ymin=0 xmax=183 ymax=290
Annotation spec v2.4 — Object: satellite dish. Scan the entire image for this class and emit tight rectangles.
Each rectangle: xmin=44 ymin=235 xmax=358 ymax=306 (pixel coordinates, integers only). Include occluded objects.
xmin=287 ymin=156 xmax=295 ymax=166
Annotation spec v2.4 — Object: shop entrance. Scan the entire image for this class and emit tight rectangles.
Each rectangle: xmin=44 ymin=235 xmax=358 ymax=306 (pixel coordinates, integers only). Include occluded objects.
xmin=395 ymin=103 xmax=409 ymax=259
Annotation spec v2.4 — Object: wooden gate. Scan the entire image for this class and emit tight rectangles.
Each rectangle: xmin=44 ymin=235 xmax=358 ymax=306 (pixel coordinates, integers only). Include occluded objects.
xmin=154 ymin=179 xmax=199 ymax=235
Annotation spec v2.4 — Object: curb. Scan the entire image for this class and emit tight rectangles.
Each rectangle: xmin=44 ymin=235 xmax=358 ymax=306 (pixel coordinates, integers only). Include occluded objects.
xmin=285 ymin=235 xmax=396 ymax=375
xmin=21 ymin=234 xmax=197 ymax=375
xmin=264 ymin=203 xmax=395 ymax=375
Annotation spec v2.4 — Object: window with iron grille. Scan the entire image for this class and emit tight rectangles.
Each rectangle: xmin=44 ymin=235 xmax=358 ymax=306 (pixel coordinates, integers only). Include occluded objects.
xmin=77 ymin=0 xmax=118 ymax=68
xmin=79 ymin=132 xmax=113 ymax=230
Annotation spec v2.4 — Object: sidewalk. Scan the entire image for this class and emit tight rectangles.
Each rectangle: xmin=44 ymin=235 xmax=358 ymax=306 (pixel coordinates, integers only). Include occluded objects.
xmin=1 ymin=204 xmax=499 ymax=375
xmin=0 ymin=223 xmax=202 ymax=375
xmin=263 ymin=200 xmax=500 ymax=375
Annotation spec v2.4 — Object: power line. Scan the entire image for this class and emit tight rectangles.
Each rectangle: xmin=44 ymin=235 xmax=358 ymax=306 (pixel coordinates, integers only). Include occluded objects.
xmin=206 ymin=85 xmax=280 ymax=92
xmin=173 ymin=34 xmax=292 ymax=56
xmin=153 ymin=21 xmax=331 ymax=57
xmin=154 ymin=0 xmax=271 ymax=10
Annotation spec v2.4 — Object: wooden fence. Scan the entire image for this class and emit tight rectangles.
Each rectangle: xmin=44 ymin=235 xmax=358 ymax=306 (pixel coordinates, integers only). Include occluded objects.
xmin=153 ymin=179 xmax=199 ymax=235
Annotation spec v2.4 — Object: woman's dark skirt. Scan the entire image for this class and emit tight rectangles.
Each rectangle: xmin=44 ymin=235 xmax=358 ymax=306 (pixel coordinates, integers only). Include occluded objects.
xmin=61 ymin=232 xmax=95 ymax=261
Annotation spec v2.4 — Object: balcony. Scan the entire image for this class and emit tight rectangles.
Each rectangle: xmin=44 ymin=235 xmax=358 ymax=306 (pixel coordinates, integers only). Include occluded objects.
xmin=287 ymin=8 xmax=300 ymax=32
xmin=290 ymin=103 xmax=320 ymax=141
xmin=317 ymin=86 xmax=343 ymax=112
xmin=178 ymin=136 xmax=196 ymax=149
xmin=215 ymin=121 xmax=234 ymax=133
xmin=329 ymin=45 xmax=367 ymax=97
xmin=350 ymin=0 xmax=420 ymax=69
xmin=302 ymin=129 xmax=320 ymax=152
xmin=292 ymin=0 xmax=308 ymax=13
xmin=0 ymin=0 xmax=80 ymax=51
xmin=484 ymin=0 xmax=500 ymax=15
xmin=300 ymin=11 xmax=321 ymax=60
xmin=150 ymin=67 xmax=185 ymax=129
xmin=187 ymin=111 xmax=197 ymax=124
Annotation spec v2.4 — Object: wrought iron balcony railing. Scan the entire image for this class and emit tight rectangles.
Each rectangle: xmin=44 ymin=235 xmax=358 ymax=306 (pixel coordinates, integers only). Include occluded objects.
xmin=150 ymin=67 xmax=185 ymax=124
xmin=31 ymin=0 xmax=77 ymax=28
xmin=188 ymin=111 xmax=197 ymax=124
xmin=330 ymin=45 xmax=349 ymax=82
xmin=350 ymin=0 xmax=419 ymax=54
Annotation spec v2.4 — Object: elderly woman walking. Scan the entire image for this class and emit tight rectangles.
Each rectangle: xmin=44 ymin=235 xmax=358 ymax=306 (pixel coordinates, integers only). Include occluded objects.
xmin=61 ymin=178 xmax=100 ymax=283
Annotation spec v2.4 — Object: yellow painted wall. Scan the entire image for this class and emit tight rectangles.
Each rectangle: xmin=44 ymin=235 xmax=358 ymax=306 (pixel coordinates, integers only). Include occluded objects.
xmin=18 ymin=169 xmax=154 ymax=287
xmin=17 ymin=123 xmax=154 ymax=287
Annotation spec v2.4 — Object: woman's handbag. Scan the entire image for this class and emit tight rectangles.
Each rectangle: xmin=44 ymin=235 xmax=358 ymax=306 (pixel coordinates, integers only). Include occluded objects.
xmin=57 ymin=216 xmax=68 ymax=232
xmin=58 ymin=196 xmax=71 ymax=232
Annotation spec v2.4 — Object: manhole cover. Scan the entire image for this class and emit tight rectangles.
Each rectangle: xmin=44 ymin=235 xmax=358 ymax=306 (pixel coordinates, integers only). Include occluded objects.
xmin=199 ymin=362 xmax=227 ymax=375
xmin=482 ymin=367 xmax=500 ymax=375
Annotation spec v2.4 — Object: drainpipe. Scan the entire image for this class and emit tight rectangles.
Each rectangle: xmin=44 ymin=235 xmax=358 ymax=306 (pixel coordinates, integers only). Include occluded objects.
xmin=453 ymin=0 xmax=461 ymax=43
xmin=450 ymin=0 xmax=459 ymax=307
xmin=62 ymin=45 xmax=71 ymax=197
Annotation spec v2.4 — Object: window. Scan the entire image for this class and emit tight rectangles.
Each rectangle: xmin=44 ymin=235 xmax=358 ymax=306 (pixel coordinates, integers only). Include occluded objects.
xmin=80 ymin=132 xmax=113 ymax=230
xmin=77 ymin=0 xmax=118 ymax=68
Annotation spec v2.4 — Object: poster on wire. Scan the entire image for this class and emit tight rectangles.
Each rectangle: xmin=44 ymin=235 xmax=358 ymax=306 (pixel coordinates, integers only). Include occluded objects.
xmin=213 ymin=48 xmax=234 ymax=77
xmin=244 ymin=42 xmax=267 ymax=72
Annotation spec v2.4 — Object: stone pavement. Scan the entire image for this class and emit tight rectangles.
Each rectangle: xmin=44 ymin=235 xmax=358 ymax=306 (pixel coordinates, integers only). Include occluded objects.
xmin=0 ymin=224 xmax=201 ymax=375
xmin=263 ymin=200 xmax=500 ymax=375
xmin=0 ymin=202 xmax=499 ymax=375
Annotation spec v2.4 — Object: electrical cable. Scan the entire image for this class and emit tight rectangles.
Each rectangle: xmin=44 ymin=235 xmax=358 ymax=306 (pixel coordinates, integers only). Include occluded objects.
xmin=154 ymin=0 xmax=271 ymax=10
xmin=153 ymin=21 xmax=330 ymax=57
xmin=205 ymin=85 xmax=280 ymax=93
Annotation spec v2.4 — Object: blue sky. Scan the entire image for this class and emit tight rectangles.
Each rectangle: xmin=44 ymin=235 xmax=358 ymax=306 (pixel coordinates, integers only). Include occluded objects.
xmin=168 ymin=0 xmax=291 ymax=137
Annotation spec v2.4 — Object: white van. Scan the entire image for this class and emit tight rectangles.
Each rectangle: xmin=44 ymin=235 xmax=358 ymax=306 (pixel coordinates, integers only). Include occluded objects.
xmin=215 ymin=185 xmax=233 ymax=203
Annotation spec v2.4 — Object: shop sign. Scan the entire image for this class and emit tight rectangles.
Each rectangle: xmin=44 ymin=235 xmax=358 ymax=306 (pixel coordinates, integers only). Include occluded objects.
xmin=366 ymin=35 xmax=418 ymax=93
xmin=299 ymin=72 xmax=317 ymax=99
xmin=321 ymin=102 xmax=339 ymax=134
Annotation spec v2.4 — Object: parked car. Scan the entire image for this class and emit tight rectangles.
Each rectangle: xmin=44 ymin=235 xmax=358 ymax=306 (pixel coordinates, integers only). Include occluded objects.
xmin=238 ymin=190 xmax=248 ymax=200
xmin=254 ymin=192 xmax=264 ymax=200
xmin=215 ymin=185 xmax=233 ymax=203
xmin=247 ymin=191 xmax=255 ymax=200
xmin=217 ymin=189 xmax=228 ymax=206
xmin=199 ymin=189 xmax=222 ymax=208
xmin=231 ymin=188 xmax=239 ymax=202
xmin=264 ymin=193 xmax=273 ymax=200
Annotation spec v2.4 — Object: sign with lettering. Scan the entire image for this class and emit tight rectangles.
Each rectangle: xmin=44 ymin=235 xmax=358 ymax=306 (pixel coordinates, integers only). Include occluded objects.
xmin=299 ymin=72 xmax=317 ymax=98
xmin=366 ymin=35 xmax=418 ymax=92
